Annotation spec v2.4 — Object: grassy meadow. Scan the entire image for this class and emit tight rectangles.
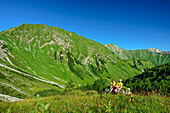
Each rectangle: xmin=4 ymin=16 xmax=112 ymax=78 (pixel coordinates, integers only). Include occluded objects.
xmin=0 ymin=90 xmax=169 ymax=113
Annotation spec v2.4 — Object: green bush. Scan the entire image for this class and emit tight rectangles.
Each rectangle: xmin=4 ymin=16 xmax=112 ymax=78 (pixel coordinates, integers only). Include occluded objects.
xmin=124 ymin=62 xmax=170 ymax=96
xmin=93 ymin=78 xmax=110 ymax=93
xmin=77 ymin=78 xmax=110 ymax=93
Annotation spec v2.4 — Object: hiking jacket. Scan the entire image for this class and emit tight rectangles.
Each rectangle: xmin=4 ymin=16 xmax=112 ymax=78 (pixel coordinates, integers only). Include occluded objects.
xmin=117 ymin=82 xmax=123 ymax=88
xmin=110 ymin=81 xmax=116 ymax=86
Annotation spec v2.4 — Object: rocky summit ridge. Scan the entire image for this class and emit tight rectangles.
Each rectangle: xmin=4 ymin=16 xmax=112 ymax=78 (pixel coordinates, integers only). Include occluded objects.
xmin=148 ymin=48 xmax=170 ymax=54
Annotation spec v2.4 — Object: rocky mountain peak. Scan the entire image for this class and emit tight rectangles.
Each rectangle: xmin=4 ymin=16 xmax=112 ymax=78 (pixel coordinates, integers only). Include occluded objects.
xmin=148 ymin=48 xmax=170 ymax=54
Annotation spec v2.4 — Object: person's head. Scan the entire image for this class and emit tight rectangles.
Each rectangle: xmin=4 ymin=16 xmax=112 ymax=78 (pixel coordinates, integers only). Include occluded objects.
xmin=112 ymin=79 xmax=114 ymax=82
xmin=119 ymin=79 xmax=122 ymax=82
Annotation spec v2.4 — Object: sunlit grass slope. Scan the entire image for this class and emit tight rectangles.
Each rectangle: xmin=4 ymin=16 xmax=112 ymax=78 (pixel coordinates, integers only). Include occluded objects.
xmin=0 ymin=93 xmax=169 ymax=113
xmin=0 ymin=24 xmax=155 ymax=98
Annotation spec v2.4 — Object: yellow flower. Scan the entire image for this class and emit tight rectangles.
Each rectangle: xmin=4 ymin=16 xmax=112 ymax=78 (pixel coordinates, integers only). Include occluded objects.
xmin=106 ymin=109 xmax=108 ymax=112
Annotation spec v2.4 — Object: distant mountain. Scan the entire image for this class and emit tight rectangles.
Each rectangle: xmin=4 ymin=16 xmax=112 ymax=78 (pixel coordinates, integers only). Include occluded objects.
xmin=148 ymin=48 xmax=170 ymax=54
xmin=0 ymin=24 xmax=155 ymax=98
xmin=105 ymin=44 xmax=170 ymax=65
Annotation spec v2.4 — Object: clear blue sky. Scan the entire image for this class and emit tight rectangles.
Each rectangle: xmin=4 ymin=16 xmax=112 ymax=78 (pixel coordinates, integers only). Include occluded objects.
xmin=0 ymin=0 xmax=170 ymax=51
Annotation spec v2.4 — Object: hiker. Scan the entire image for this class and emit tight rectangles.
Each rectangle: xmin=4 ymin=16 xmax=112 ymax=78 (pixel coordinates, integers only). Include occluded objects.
xmin=109 ymin=79 xmax=116 ymax=93
xmin=117 ymin=79 xmax=123 ymax=92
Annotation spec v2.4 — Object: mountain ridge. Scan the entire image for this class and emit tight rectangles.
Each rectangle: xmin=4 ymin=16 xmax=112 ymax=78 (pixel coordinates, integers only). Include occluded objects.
xmin=105 ymin=43 xmax=170 ymax=65
xmin=0 ymin=23 xmax=164 ymax=98
xmin=105 ymin=43 xmax=170 ymax=53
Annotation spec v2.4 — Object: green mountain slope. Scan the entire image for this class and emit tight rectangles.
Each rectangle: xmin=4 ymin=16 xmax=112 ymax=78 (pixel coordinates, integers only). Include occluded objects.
xmin=0 ymin=24 xmax=154 ymax=98
xmin=0 ymin=63 xmax=59 ymax=99
xmin=124 ymin=62 xmax=170 ymax=96
xmin=105 ymin=44 xmax=170 ymax=65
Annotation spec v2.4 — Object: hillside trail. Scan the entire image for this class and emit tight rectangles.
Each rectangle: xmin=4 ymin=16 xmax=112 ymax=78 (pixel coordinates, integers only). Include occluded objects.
xmin=0 ymin=94 xmax=23 ymax=102
xmin=0 ymin=63 xmax=64 ymax=88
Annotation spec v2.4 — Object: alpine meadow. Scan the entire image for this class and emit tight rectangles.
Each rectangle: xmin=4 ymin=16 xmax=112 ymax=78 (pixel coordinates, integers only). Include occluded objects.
xmin=0 ymin=24 xmax=169 ymax=113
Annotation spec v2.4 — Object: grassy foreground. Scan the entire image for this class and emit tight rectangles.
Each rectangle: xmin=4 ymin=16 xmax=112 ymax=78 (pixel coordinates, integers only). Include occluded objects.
xmin=0 ymin=91 xmax=169 ymax=113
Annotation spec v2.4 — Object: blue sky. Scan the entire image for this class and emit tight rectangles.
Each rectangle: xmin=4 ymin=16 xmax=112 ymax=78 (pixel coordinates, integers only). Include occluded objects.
xmin=0 ymin=0 xmax=170 ymax=51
